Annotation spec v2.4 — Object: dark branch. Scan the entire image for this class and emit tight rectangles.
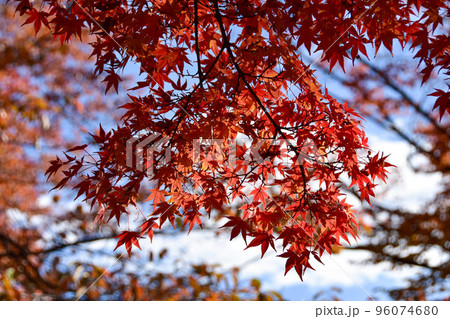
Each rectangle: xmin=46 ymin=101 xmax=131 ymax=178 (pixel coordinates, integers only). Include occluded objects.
xmin=212 ymin=0 xmax=309 ymax=190
xmin=361 ymin=60 xmax=448 ymax=137
xmin=194 ymin=0 xmax=204 ymax=87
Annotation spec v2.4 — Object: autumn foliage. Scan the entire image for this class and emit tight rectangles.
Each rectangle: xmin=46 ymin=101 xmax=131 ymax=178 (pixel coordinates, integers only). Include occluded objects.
xmin=1 ymin=3 xmax=283 ymax=300
xmin=8 ymin=0 xmax=449 ymax=282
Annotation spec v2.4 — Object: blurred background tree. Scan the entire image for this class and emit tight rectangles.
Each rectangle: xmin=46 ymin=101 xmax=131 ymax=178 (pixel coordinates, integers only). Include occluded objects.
xmin=315 ymin=54 xmax=449 ymax=300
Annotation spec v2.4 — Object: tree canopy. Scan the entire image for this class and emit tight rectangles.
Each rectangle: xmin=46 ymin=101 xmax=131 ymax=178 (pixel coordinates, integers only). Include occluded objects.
xmin=5 ymin=0 xmax=449 ymax=295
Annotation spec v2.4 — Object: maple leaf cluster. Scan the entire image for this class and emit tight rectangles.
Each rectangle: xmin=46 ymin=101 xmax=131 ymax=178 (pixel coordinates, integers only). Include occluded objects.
xmin=11 ymin=0 xmax=448 ymax=280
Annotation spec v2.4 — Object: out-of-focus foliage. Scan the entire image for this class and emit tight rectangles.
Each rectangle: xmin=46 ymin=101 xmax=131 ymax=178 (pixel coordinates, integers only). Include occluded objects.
xmin=324 ymin=55 xmax=449 ymax=300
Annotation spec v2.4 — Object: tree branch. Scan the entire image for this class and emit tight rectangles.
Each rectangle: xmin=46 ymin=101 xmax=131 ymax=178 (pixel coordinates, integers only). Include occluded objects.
xmin=194 ymin=0 xmax=204 ymax=87
xmin=361 ymin=60 xmax=448 ymax=137
xmin=212 ymin=0 xmax=309 ymax=190
xmin=345 ymin=244 xmax=444 ymax=272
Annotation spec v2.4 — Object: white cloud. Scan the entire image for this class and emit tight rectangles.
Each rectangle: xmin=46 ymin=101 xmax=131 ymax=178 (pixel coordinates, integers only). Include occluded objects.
xmin=136 ymin=230 xmax=415 ymax=295
xmin=367 ymin=134 xmax=442 ymax=212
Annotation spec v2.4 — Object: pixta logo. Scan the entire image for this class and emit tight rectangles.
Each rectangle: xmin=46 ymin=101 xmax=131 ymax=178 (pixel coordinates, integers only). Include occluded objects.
xmin=192 ymin=137 xmax=320 ymax=168
xmin=126 ymin=133 xmax=170 ymax=177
